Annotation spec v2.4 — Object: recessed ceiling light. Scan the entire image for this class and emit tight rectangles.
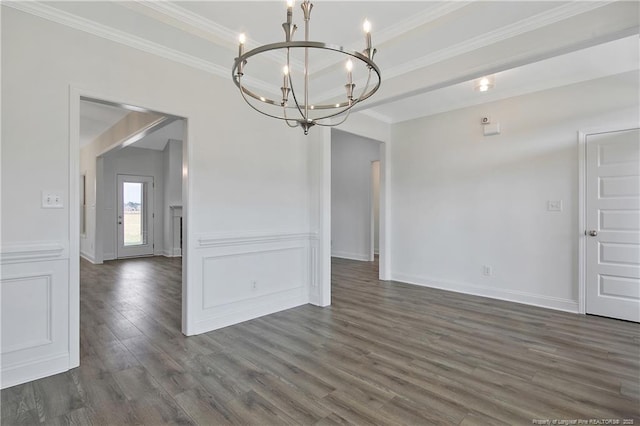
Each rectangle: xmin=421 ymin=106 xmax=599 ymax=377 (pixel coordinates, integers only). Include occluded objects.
xmin=475 ymin=75 xmax=495 ymax=92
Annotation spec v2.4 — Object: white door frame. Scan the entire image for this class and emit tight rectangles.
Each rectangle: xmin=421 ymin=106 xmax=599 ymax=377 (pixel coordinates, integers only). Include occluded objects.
xmin=370 ymin=160 xmax=381 ymax=262
xmin=577 ymin=125 xmax=637 ymax=315
xmin=69 ymin=86 xmax=190 ymax=368
xmin=320 ymin=129 xmax=390 ymax=281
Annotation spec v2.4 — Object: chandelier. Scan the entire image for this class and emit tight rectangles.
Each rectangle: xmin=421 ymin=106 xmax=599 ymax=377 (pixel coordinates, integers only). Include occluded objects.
xmin=232 ymin=0 xmax=381 ymax=135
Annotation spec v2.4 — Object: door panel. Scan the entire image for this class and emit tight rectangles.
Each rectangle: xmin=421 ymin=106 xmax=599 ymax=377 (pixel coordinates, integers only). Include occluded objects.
xmin=586 ymin=128 xmax=640 ymax=322
xmin=117 ymin=175 xmax=154 ymax=258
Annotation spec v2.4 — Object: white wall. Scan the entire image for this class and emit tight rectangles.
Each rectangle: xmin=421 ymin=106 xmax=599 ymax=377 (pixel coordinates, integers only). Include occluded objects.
xmin=101 ymin=146 xmax=165 ymax=260
xmin=1 ymin=7 xmax=315 ymax=388
xmin=390 ymin=71 xmax=640 ymax=312
xmin=163 ymin=138 xmax=183 ymax=256
xmin=331 ymin=130 xmax=380 ymax=261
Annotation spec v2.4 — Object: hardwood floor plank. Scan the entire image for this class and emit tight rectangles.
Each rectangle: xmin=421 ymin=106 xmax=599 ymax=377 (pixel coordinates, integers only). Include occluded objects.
xmin=48 ymin=407 xmax=94 ymax=426
xmin=173 ymin=388 xmax=239 ymax=425
xmin=224 ymin=390 xmax=299 ymax=425
xmin=80 ymin=374 xmax=141 ymax=425
xmin=30 ymin=372 xmax=84 ymax=422
xmin=1 ymin=382 xmax=35 ymax=424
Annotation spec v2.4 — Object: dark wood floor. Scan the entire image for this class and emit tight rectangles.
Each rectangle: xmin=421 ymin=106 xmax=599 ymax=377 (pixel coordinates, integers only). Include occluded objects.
xmin=2 ymin=256 xmax=639 ymax=425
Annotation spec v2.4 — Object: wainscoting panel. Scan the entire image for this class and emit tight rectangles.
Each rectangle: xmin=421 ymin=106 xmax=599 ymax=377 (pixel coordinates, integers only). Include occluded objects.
xmin=1 ymin=242 xmax=70 ymax=389
xmin=1 ymin=274 xmax=52 ymax=353
xmin=202 ymin=247 xmax=306 ymax=309
xmin=188 ymin=232 xmax=316 ymax=335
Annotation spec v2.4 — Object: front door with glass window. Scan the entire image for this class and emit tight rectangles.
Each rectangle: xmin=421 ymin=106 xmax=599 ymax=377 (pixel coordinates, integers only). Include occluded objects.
xmin=117 ymin=175 xmax=154 ymax=258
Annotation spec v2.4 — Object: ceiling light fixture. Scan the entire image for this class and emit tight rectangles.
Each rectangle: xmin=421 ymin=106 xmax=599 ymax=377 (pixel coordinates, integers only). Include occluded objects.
xmin=475 ymin=75 xmax=495 ymax=92
xmin=232 ymin=0 xmax=382 ymax=135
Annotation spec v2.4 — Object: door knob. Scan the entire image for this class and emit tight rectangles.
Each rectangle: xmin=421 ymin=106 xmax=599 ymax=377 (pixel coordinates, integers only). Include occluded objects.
xmin=588 ymin=230 xmax=598 ymax=237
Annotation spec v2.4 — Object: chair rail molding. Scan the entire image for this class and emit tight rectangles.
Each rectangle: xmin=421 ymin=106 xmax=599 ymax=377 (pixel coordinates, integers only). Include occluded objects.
xmin=196 ymin=230 xmax=318 ymax=249
xmin=0 ymin=241 xmax=68 ymax=264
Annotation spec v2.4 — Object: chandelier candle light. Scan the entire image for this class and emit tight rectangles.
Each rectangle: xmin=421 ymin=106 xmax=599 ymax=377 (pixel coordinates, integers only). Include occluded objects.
xmin=232 ymin=0 xmax=382 ymax=135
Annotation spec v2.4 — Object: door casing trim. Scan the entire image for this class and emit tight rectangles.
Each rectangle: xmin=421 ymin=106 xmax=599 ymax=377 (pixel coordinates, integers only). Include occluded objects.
xmin=70 ymin=85 xmax=191 ymax=368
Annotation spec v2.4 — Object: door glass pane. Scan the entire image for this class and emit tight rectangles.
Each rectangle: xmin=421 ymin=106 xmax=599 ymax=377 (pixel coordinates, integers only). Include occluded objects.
xmin=123 ymin=182 xmax=145 ymax=246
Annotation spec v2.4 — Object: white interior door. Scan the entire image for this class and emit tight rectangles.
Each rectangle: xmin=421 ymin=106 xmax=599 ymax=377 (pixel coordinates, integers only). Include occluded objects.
xmin=586 ymin=128 xmax=640 ymax=322
xmin=117 ymin=175 xmax=154 ymax=258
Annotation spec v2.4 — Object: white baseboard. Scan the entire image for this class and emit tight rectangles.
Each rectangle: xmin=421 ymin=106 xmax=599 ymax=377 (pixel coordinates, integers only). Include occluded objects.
xmin=1 ymin=352 xmax=69 ymax=389
xmin=331 ymin=251 xmax=370 ymax=262
xmin=79 ymin=251 xmax=100 ymax=264
xmin=391 ymin=272 xmax=579 ymax=314
xmin=189 ymin=292 xmax=308 ymax=335
xmin=162 ymin=248 xmax=182 ymax=257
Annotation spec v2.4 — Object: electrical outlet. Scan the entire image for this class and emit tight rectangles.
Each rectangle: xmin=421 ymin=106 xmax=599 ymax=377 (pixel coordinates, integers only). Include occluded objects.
xmin=482 ymin=265 xmax=493 ymax=277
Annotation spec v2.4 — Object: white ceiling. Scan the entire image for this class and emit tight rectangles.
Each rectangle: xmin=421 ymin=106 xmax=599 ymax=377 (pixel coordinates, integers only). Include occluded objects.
xmin=80 ymin=100 xmax=184 ymax=151
xmin=79 ymin=101 xmax=129 ymax=147
xmin=52 ymin=0 xmax=639 ymax=134
xmin=132 ymin=120 xmax=184 ymax=151
xmin=375 ymin=35 xmax=640 ymax=123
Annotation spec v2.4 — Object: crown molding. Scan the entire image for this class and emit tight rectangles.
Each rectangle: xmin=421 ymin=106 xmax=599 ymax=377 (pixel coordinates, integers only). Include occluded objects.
xmin=318 ymin=0 xmax=614 ymax=102
xmin=384 ymin=0 xmax=614 ymax=82
xmin=312 ymin=1 xmax=473 ymax=74
xmin=131 ymin=1 xmax=470 ymax=78
xmin=5 ymin=0 xmax=615 ymax=110
xmin=3 ymin=1 xmax=281 ymax=97
xmin=131 ymin=0 xmax=306 ymax=73
xmin=372 ymin=2 xmax=473 ymax=48
xmin=3 ymin=2 xmax=226 ymax=76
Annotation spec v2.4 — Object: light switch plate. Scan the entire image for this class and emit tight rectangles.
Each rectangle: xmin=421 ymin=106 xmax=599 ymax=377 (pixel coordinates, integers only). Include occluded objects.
xmin=547 ymin=200 xmax=562 ymax=212
xmin=42 ymin=191 xmax=63 ymax=208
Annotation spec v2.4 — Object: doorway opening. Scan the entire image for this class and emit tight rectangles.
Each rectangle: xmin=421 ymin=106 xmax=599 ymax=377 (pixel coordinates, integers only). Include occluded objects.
xmin=79 ymin=98 xmax=185 ymax=264
xmin=330 ymin=129 xmax=383 ymax=278
xmin=70 ymin=93 xmax=189 ymax=367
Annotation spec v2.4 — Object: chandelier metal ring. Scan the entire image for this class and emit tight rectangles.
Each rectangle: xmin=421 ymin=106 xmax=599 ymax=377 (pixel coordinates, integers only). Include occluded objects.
xmin=232 ymin=0 xmax=381 ymax=135
xmin=232 ymin=41 xmax=382 ymax=111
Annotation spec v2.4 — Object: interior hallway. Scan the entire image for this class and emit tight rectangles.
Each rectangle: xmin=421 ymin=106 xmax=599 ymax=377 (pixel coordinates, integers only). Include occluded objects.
xmin=1 ymin=256 xmax=638 ymax=424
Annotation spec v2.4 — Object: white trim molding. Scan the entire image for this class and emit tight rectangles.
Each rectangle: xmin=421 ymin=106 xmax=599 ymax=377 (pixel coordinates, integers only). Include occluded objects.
xmin=197 ymin=231 xmax=317 ymax=249
xmin=190 ymin=288 xmax=308 ymax=336
xmin=80 ymin=250 xmax=100 ymax=264
xmin=1 ymin=352 xmax=69 ymax=390
xmin=3 ymin=1 xmax=278 ymax=97
xmin=319 ymin=1 xmax=615 ymax=102
xmin=385 ymin=1 xmax=613 ymax=82
xmin=392 ymin=272 xmax=580 ymax=314
xmin=4 ymin=0 xmax=615 ymax=111
xmin=0 ymin=241 xmax=68 ymax=264
xmin=331 ymin=251 xmax=371 ymax=262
